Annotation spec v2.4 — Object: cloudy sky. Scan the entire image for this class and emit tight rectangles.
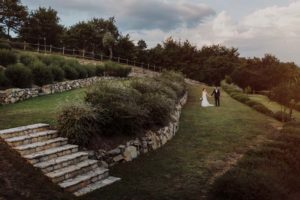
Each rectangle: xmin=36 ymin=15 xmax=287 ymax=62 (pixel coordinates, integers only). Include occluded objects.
xmin=23 ymin=0 xmax=300 ymax=64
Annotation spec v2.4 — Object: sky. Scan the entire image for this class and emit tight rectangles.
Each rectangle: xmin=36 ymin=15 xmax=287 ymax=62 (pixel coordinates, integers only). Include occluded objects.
xmin=22 ymin=0 xmax=300 ymax=64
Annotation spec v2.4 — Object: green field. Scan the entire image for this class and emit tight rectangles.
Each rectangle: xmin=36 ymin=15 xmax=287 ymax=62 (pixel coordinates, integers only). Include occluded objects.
xmin=0 ymin=88 xmax=85 ymax=130
xmin=249 ymin=94 xmax=300 ymax=120
xmin=80 ymin=84 xmax=280 ymax=200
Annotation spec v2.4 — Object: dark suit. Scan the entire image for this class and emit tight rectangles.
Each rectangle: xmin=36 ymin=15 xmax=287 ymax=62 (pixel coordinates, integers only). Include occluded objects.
xmin=211 ymin=89 xmax=221 ymax=107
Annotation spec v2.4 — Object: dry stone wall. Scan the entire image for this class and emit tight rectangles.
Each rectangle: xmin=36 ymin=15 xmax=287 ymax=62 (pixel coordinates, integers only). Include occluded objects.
xmin=0 ymin=76 xmax=115 ymax=105
xmin=89 ymin=92 xmax=188 ymax=167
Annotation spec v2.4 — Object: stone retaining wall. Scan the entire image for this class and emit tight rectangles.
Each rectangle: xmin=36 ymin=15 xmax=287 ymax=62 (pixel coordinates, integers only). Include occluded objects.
xmin=89 ymin=92 xmax=188 ymax=167
xmin=0 ymin=76 xmax=114 ymax=104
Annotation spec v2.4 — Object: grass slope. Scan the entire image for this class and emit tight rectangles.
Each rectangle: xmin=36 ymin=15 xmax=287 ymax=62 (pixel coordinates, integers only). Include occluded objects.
xmin=249 ymin=94 xmax=300 ymax=120
xmin=0 ymin=88 xmax=85 ymax=130
xmin=80 ymin=84 xmax=280 ymax=200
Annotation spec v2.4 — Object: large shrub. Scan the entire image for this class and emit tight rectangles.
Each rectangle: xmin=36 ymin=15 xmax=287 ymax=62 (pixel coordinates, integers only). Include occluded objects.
xmin=74 ymin=64 xmax=88 ymax=79
xmin=142 ymin=93 xmax=175 ymax=128
xmin=104 ymin=62 xmax=131 ymax=77
xmin=84 ymin=64 xmax=96 ymax=77
xmin=38 ymin=55 xmax=66 ymax=66
xmin=49 ymin=64 xmax=65 ymax=81
xmin=58 ymin=103 xmax=100 ymax=146
xmin=0 ymin=69 xmax=10 ymax=88
xmin=95 ymin=65 xmax=105 ymax=76
xmin=85 ymin=81 xmax=148 ymax=136
xmin=5 ymin=63 xmax=32 ymax=88
xmin=252 ymin=104 xmax=274 ymax=116
xmin=0 ymin=49 xmax=17 ymax=67
xmin=62 ymin=63 xmax=79 ymax=80
xmin=274 ymin=111 xmax=292 ymax=122
xmin=31 ymin=61 xmax=53 ymax=86
xmin=19 ymin=53 xmax=38 ymax=66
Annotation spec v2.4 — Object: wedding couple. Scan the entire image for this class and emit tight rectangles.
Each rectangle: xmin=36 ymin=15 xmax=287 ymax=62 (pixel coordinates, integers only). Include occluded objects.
xmin=201 ymin=87 xmax=221 ymax=107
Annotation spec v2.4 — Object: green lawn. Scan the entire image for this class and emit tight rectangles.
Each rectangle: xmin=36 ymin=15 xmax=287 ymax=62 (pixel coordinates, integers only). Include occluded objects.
xmin=81 ymin=84 xmax=280 ymax=200
xmin=0 ymin=88 xmax=85 ymax=130
xmin=249 ymin=94 xmax=300 ymax=120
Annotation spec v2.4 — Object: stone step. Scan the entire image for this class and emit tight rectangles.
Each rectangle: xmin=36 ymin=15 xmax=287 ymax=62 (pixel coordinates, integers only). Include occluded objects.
xmin=59 ymin=167 xmax=109 ymax=193
xmin=47 ymin=160 xmax=99 ymax=183
xmin=74 ymin=176 xmax=121 ymax=197
xmin=34 ymin=152 xmax=89 ymax=173
xmin=0 ymin=123 xmax=50 ymax=139
xmin=24 ymin=145 xmax=78 ymax=165
xmin=15 ymin=137 xmax=68 ymax=156
xmin=5 ymin=130 xmax=58 ymax=147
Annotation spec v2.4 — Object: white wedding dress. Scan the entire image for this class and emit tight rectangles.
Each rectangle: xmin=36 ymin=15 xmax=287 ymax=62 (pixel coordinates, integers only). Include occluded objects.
xmin=201 ymin=91 xmax=214 ymax=107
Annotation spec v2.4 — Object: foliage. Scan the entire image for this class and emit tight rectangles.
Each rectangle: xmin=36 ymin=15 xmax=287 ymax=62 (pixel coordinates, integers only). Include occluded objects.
xmin=31 ymin=61 xmax=53 ymax=86
xmin=0 ymin=0 xmax=28 ymax=36
xmin=73 ymin=64 xmax=88 ymax=79
xmin=84 ymin=64 xmax=96 ymax=77
xmin=252 ymin=104 xmax=274 ymax=116
xmin=244 ymin=86 xmax=252 ymax=94
xmin=61 ymin=62 xmax=79 ymax=80
xmin=103 ymin=31 xmax=116 ymax=59
xmin=58 ymin=103 xmax=99 ymax=146
xmin=209 ymin=122 xmax=300 ymax=200
xmin=104 ymin=62 xmax=131 ymax=77
xmin=0 ymin=69 xmax=10 ymax=88
xmin=19 ymin=53 xmax=38 ymax=66
xmin=95 ymin=65 xmax=105 ymax=76
xmin=225 ymin=75 xmax=232 ymax=84
xmin=0 ymin=49 xmax=18 ymax=67
xmin=49 ymin=64 xmax=64 ymax=81
xmin=20 ymin=7 xmax=63 ymax=45
xmin=5 ymin=63 xmax=32 ymax=88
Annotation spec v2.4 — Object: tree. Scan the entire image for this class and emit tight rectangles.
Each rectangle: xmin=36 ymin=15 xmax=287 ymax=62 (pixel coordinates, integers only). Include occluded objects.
xmin=103 ymin=31 xmax=115 ymax=60
xmin=0 ymin=0 xmax=28 ymax=37
xmin=115 ymin=34 xmax=136 ymax=59
xmin=20 ymin=7 xmax=63 ymax=45
xmin=137 ymin=40 xmax=147 ymax=50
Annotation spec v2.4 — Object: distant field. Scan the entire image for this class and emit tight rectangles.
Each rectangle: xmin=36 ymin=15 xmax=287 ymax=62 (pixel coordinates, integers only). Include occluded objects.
xmin=249 ymin=94 xmax=300 ymax=120
xmin=0 ymin=88 xmax=85 ymax=130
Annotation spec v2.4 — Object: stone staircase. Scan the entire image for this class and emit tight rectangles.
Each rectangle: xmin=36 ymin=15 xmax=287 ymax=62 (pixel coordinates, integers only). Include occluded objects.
xmin=0 ymin=123 xmax=120 ymax=197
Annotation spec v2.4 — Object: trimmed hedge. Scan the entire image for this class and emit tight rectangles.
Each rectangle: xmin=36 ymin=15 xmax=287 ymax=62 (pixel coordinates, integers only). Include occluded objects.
xmin=222 ymin=81 xmax=274 ymax=118
xmin=19 ymin=53 xmax=38 ymax=66
xmin=5 ymin=63 xmax=32 ymax=88
xmin=104 ymin=62 xmax=131 ymax=77
xmin=49 ymin=64 xmax=65 ymax=82
xmin=0 ymin=69 xmax=9 ymax=88
xmin=0 ymin=49 xmax=17 ymax=67
xmin=31 ymin=62 xmax=53 ymax=86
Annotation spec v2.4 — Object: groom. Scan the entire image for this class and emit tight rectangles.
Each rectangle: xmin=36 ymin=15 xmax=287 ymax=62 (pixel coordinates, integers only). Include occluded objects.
xmin=211 ymin=87 xmax=221 ymax=107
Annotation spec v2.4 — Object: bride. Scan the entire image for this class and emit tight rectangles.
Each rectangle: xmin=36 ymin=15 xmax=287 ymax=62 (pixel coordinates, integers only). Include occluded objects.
xmin=201 ymin=88 xmax=214 ymax=107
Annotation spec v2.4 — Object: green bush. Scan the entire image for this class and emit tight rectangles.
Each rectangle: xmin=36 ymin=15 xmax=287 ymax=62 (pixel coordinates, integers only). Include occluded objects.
xmin=84 ymin=64 xmax=96 ymax=77
xmin=31 ymin=62 xmax=53 ymax=86
xmin=85 ymin=81 xmax=147 ymax=136
xmin=95 ymin=65 xmax=105 ymax=76
xmin=274 ymin=111 xmax=292 ymax=122
xmin=49 ymin=64 xmax=65 ymax=81
xmin=38 ymin=55 xmax=66 ymax=66
xmin=245 ymin=100 xmax=259 ymax=107
xmin=142 ymin=93 xmax=175 ymax=128
xmin=58 ymin=103 xmax=99 ymax=146
xmin=0 ymin=49 xmax=17 ymax=67
xmin=5 ymin=63 xmax=32 ymax=88
xmin=104 ymin=62 xmax=131 ymax=77
xmin=225 ymin=75 xmax=233 ymax=84
xmin=252 ymin=104 xmax=274 ymax=116
xmin=244 ymin=86 xmax=252 ymax=94
xmin=0 ymin=69 xmax=10 ymax=88
xmin=19 ymin=53 xmax=38 ymax=66
xmin=74 ymin=64 xmax=88 ymax=79
xmin=62 ymin=63 xmax=79 ymax=80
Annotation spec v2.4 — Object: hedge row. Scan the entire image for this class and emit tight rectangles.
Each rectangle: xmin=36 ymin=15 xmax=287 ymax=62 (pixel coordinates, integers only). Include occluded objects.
xmin=58 ymin=71 xmax=186 ymax=146
xmin=208 ymin=121 xmax=300 ymax=200
xmin=0 ymin=50 xmax=131 ymax=88
xmin=222 ymin=81 xmax=291 ymax=122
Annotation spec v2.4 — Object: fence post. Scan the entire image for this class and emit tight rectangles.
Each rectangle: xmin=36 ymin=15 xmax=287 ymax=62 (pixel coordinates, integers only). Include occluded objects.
xmin=72 ymin=48 xmax=75 ymax=55
xmin=154 ymin=65 xmax=156 ymax=71
xmin=118 ymin=57 xmax=120 ymax=63
xmin=50 ymin=45 xmax=52 ymax=53
xmin=37 ymin=42 xmax=40 ymax=52
xmin=133 ymin=61 xmax=135 ymax=66
xmin=23 ymin=41 xmax=26 ymax=50
xmin=126 ymin=59 xmax=129 ymax=65
xmin=82 ymin=50 xmax=85 ymax=58
xmin=62 ymin=46 xmax=65 ymax=55
xmin=148 ymin=63 xmax=150 ymax=70
xmin=100 ymin=54 xmax=103 ymax=61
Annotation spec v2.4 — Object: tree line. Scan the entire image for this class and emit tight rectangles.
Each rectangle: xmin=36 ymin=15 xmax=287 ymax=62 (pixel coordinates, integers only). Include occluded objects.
xmin=1 ymin=0 xmax=300 ymax=104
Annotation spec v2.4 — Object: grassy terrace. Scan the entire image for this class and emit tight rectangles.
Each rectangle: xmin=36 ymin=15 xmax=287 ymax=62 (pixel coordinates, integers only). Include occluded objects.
xmin=80 ymin=84 xmax=280 ymax=200
xmin=0 ymin=88 xmax=85 ymax=130
xmin=249 ymin=94 xmax=300 ymax=121
xmin=0 ymin=83 xmax=282 ymax=199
